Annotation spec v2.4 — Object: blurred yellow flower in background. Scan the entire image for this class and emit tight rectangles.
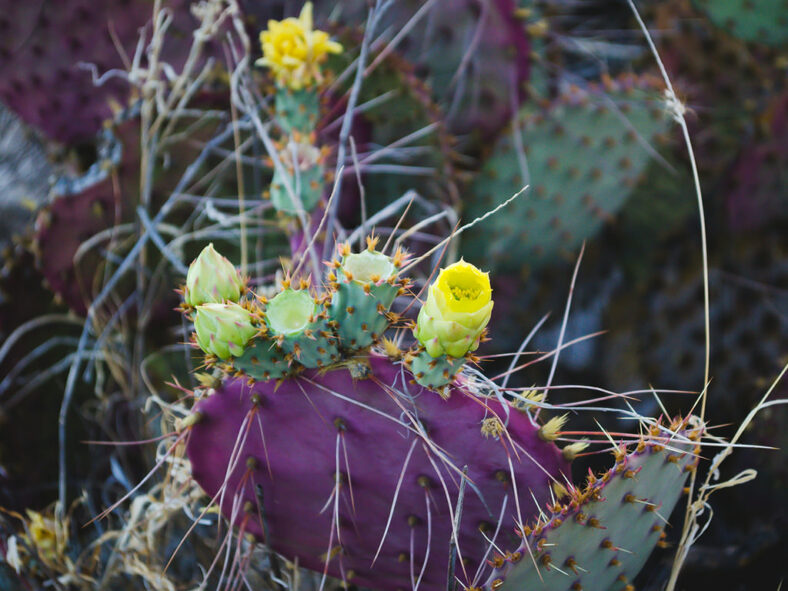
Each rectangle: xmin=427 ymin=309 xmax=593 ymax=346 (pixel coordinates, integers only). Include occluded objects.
xmin=257 ymin=2 xmax=343 ymax=90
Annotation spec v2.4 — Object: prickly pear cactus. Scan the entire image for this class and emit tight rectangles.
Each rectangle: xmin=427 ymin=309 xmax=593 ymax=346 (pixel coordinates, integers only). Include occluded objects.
xmin=178 ymin=242 xmax=582 ymax=590
xmin=33 ymin=117 xmax=132 ymax=312
xmin=370 ymin=0 xmax=531 ymax=144
xmin=726 ymin=92 xmax=788 ymax=230
xmin=463 ymin=75 xmax=671 ymax=271
xmin=693 ymin=0 xmax=788 ymax=46
xmin=483 ymin=419 xmax=702 ymax=591
xmin=186 ymin=357 xmax=571 ymax=591
xmin=0 ymin=0 xmax=203 ymax=143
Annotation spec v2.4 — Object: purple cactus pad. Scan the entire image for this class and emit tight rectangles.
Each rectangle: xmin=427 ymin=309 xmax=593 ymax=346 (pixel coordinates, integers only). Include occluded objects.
xmin=187 ymin=354 xmax=570 ymax=591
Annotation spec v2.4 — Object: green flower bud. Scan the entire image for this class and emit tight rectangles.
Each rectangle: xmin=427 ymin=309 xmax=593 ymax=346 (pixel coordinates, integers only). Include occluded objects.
xmin=184 ymin=243 xmax=244 ymax=307
xmin=414 ymin=260 xmax=493 ymax=358
xmin=194 ymin=303 xmax=257 ymax=359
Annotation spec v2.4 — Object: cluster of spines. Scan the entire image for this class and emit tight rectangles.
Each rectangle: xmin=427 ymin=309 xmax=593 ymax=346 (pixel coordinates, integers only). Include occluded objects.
xmin=481 ymin=416 xmax=702 ymax=591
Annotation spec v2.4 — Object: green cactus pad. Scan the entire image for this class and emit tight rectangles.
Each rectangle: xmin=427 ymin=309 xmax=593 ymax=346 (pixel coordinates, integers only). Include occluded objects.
xmin=270 ymin=159 xmax=324 ymax=214
xmin=408 ymin=348 xmax=467 ymax=389
xmin=484 ymin=421 xmax=701 ymax=591
xmin=693 ymin=0 xmax=788 ymax=47
xmin=232 ymin=337 xmax=291 ymax=380
xmin=275 ymin=86 xmax=320 ymax=134
xmin=464 ymin=76 xmax=672 ymax=271
xmin=264 ymin=288 xmax=340 ymax=368
xmin=329 ymin=249 xmax=401 ymax=351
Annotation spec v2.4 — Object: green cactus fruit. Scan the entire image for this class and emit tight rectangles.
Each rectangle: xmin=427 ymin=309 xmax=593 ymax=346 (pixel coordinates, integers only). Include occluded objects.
xmin=194 ymin=302 xmax=258 ymax=360
xmin=269 ymin=140 xmax=325 ymax=215
xmin=408 ymin=348 xmax=467 ymax=390
xmin=693 ymin=0 xmax=788 ymax=47
xmin=264 ymin=288 xmax=340 ymax=368
xmin=232 ymin=336 xmax=291 ymax=381
xmin=328 ymin=244 xmax=404 ymax=351
xmin=463 ymin=75 xmax=672 ymax=271
xmin=275 ymin=86 xmax=321 ymax=135
xmin=483 ymin=419 xmax=702 ymax=591
xmin=183 ymin=243 xmax=244 ymax=307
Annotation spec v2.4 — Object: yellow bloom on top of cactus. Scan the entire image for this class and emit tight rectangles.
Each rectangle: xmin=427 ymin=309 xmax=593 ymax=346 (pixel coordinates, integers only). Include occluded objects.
xmin=24 ymin=509 xmax=64 ymax=562
xmin=256 ymin=2 xmax=343 ymax=91
xmin=342 ymin=249 xmax=396 ymax=283
xmin=184 ymin=243 xmax=243 ymax=307
xmin=414 ymin=260 xmax=493 ymax=358
xmin=266 ymin=289 xmax=316 ymax=336
xmin=194 ymin=303 xmax=257 ymax=360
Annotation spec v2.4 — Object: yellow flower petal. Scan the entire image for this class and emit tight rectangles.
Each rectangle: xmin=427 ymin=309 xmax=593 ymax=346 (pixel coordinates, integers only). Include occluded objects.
xmin=256 ymin=2 xmax=342 ymax=90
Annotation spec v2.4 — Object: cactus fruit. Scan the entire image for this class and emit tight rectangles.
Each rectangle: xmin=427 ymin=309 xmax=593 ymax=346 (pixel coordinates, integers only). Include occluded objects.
xmin=233 ymin=337 xmax=292 ymax=381
xmin=407 ymin=351 xmax=467 ymax=391
xmin=693 ymin=0 xmax=788 ymax=47
xmin=462 ymin=75 xmax=671 ymax=271
xmin=185 ymin=354 xmax=571 ymax=591
xmin=184 ymin=243 xmax=245 ymax=308
xmin=269 ymin=140 xmax=327 ymax=214
xmin=263 ymin=288 xmax=340 ymax=368
xmin=274 ymin=89 xmax=321 ymax=135
xmin=328 ymin=242 xmax=407 ymax=351
xmin=483 ymin=419 xmax=702 ymax=591
xmin=194 ymin=303 xmax=259 ymax=360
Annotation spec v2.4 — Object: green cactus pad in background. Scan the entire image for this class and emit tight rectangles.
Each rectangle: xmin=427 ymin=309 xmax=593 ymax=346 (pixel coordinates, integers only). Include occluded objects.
xmin=484 ymin=419 xmax=701 ymax=591
xmin=328 ymin=243 xmax=405 ymax=351
xmin=269 ymin=144 xmax=325 ymax=215
xmin=264 ymin=288 xmax=340 ymax=368
xmin=275 ymin=87 xmax=321 ymax=134
xmin=408 ymin=349 xmax=466 ymax=390
xmin=463 ymin=75 xmax=671 ymax=272
xmin=693 ymin=0 xmax=788 ymax=47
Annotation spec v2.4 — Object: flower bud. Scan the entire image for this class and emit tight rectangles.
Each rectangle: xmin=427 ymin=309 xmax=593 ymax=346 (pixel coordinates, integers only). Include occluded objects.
xmin=414 ymin=260 xmax=493 ymax=358
xmin=184 ymin=243 xmax=244 ymax=307
xmin=194 ymin=303 xmax=257 ymax=359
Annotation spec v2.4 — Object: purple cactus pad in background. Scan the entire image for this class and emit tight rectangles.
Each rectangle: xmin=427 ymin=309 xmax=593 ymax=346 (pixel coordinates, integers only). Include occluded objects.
xmin=187 ymin=354 xmax=570 ymax=591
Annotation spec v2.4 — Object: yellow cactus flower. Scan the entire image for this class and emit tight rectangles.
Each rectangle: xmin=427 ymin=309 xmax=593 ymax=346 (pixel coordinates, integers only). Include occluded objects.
xmin=25 ymin=510 xmax=62 ymax=561
xmin=257 ymin=2 xmax=343 ymax=90
xmin=414 ymin=260 xmax=493 ymax=358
